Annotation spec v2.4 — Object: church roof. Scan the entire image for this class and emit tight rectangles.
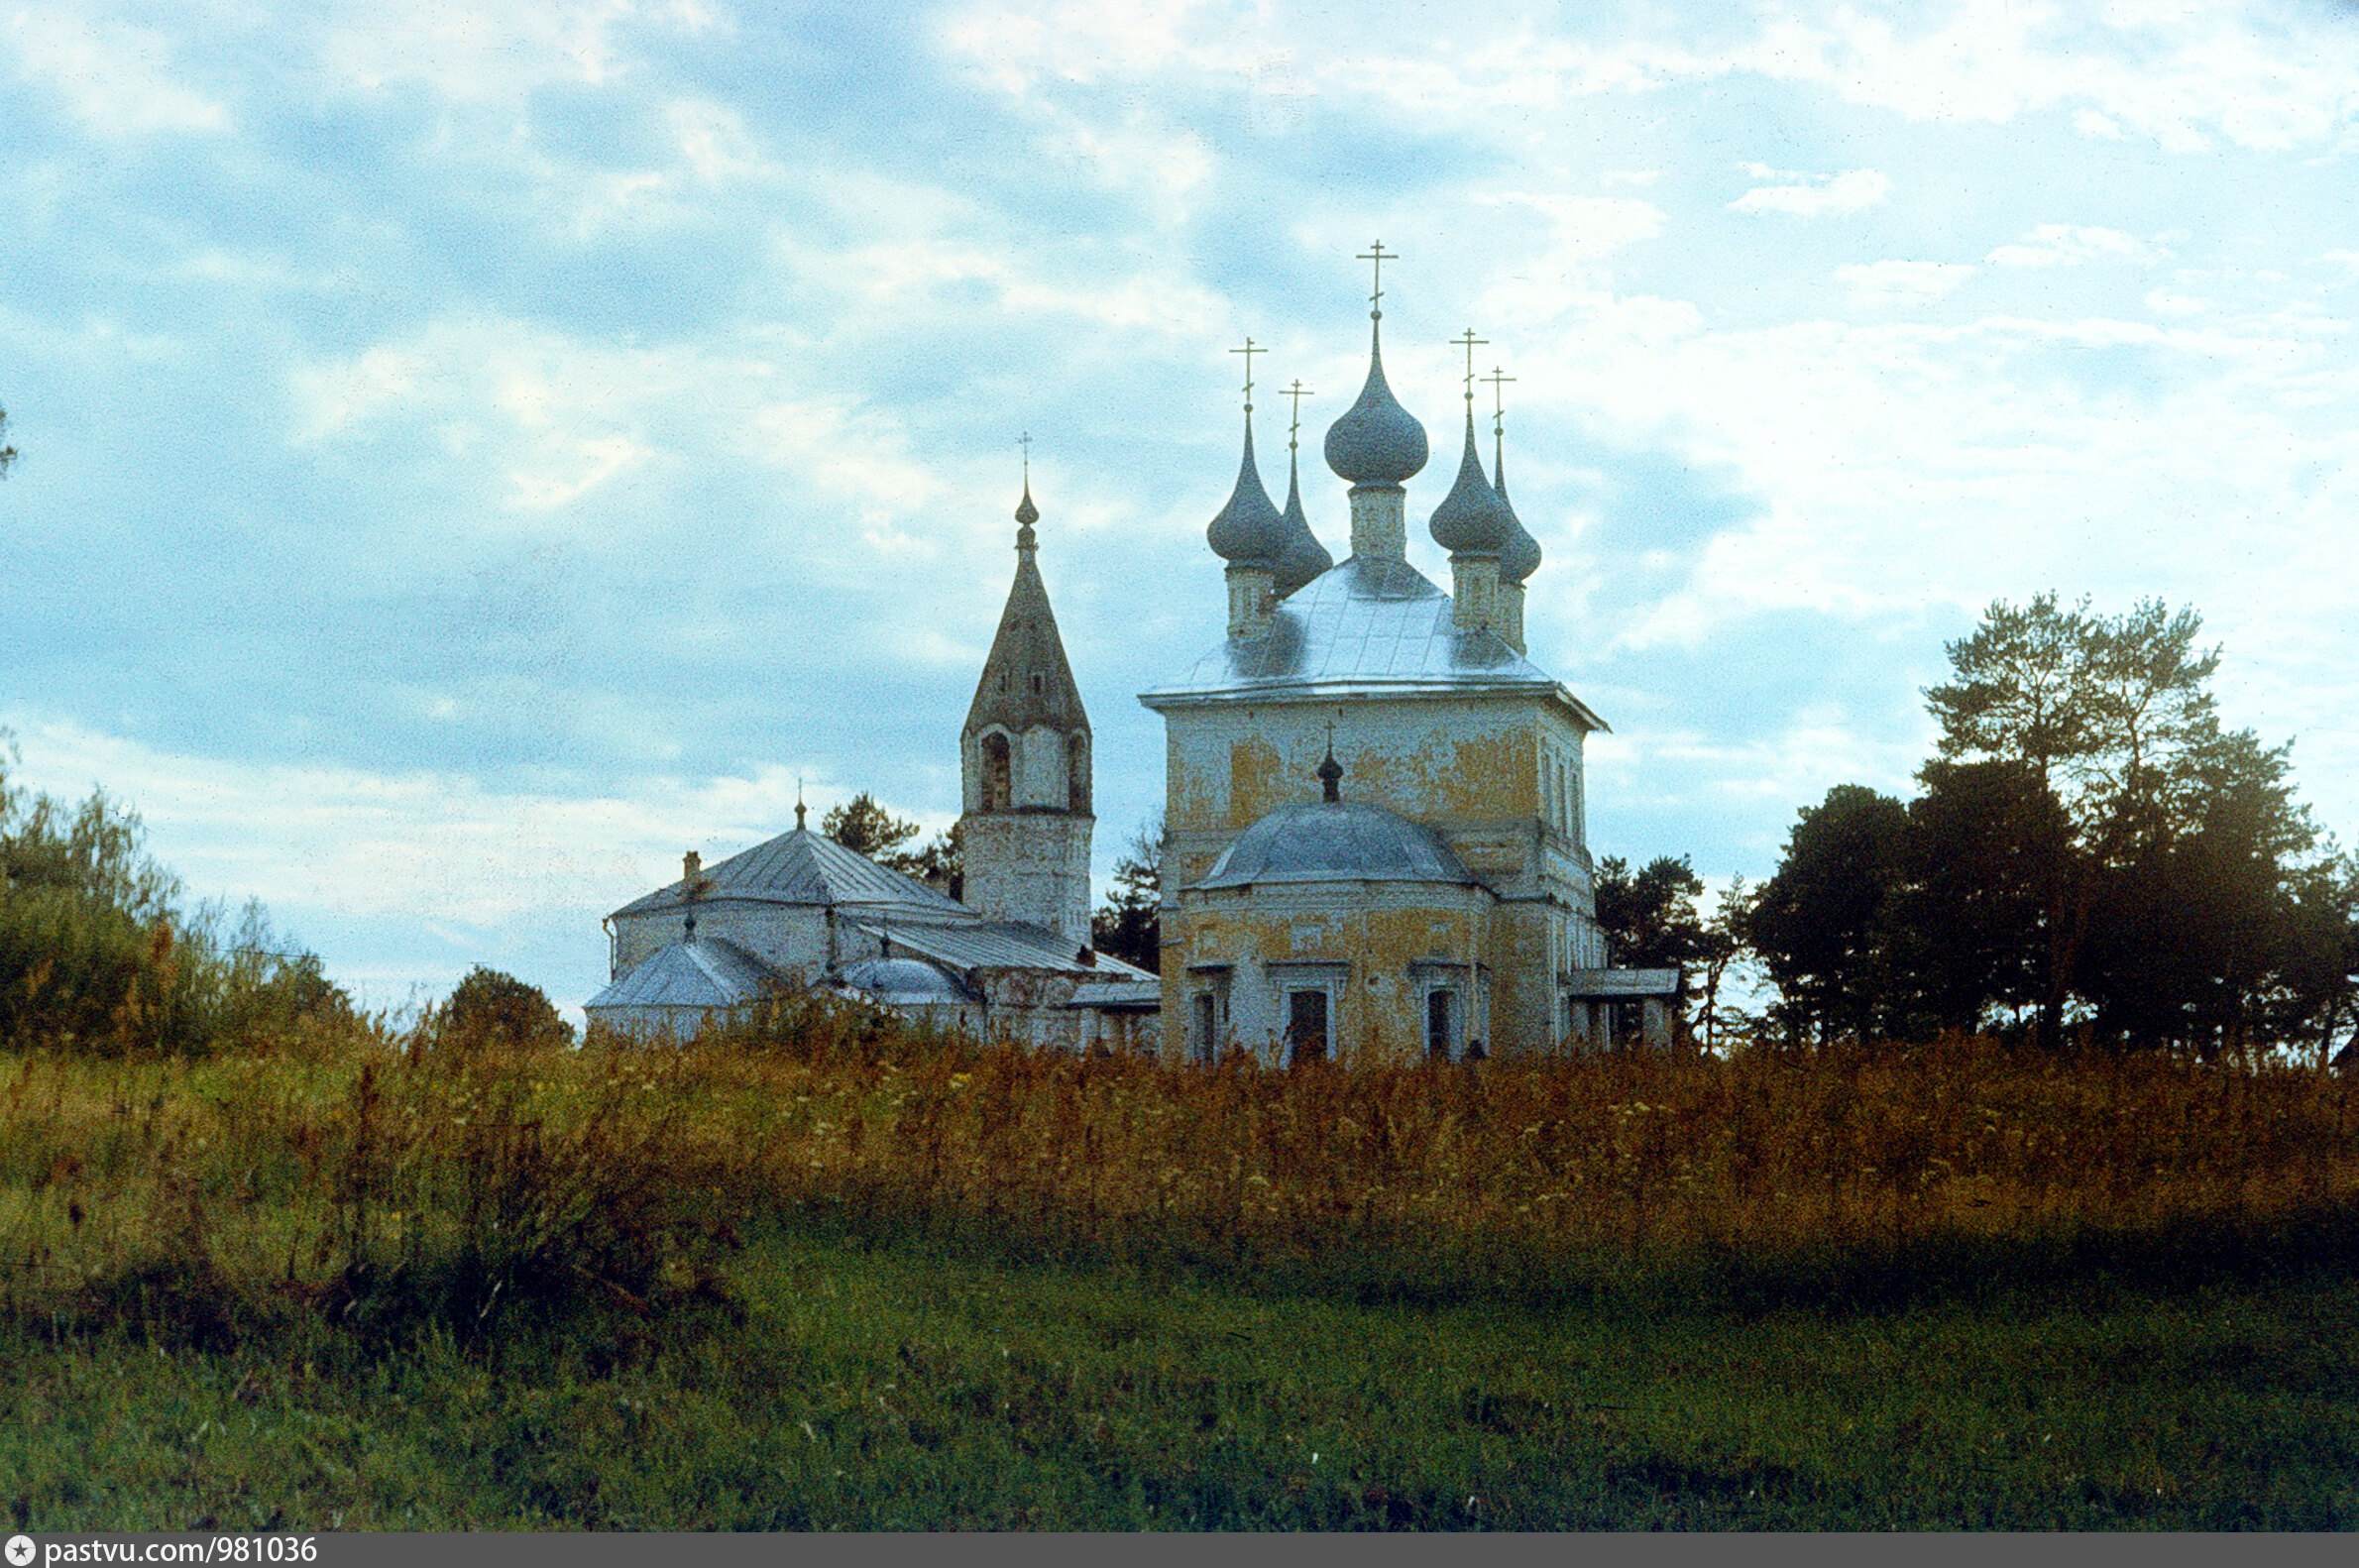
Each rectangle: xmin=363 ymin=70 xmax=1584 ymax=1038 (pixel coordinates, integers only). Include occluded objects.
xmin=844 ymin=918 xmax=1154 ymax=980
xmin=1194 ymin=799 xmax=1483 ymax=890
xmin=1138 ymin=554 xmax=1608 ymax=728
xmin=831 ymin=955 xmax=979 ymax=1005
xmin=585 ymin=937 xmax=776 ymax=1012
xmin=609 ymin=826 xmax=967 ymax=922
xmin=1324 ymin=320 xmax=1429 ymax=488
xmin=964 ymin=489 xmax=1089 ymax=738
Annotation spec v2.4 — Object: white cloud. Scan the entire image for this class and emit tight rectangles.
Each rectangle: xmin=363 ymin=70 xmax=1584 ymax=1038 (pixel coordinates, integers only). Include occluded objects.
xmin=1837 ymin=260 xmax=1977 ymax=307
xmin=1986 ymin=225 xmax=2163 ymax=268
xmin=4 ymin=8 xmax=228 ymax=135
xmin=1730 ymin=168 xmax=1891 ymax=216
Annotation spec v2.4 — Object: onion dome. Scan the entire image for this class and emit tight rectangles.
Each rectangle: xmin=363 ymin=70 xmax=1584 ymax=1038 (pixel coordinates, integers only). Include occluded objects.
xmin=1323 ymin=321 xmax=1428 ymax=488
xmin=1427 ymin=406 xmax=1512 ymax=555
xmin=1015 ymin=478 xmax=1040 ymax=549
xmin=1272 ymin=449 xmax=1333 ymax=598
xmin=1207 ymin=417 xmax=1286 ymax=566
xmin=1496 ymin=446 xmax=1540 ymax=584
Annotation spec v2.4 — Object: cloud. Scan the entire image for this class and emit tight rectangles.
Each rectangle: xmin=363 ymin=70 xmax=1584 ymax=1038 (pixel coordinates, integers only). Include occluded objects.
xmin=1730 ymin=168 xmax=1891 ymax=216
xmin=1837 ymin=260 xmax=1976 ymax=307
xmin=1986 ymin=225 xmax=2163 ymax=268
xmin=4 ymin=8 xmax=229 ymax=135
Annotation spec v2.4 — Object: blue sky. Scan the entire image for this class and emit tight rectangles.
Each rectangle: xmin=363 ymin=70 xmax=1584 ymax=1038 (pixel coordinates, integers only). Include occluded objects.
xmin=4 ymin=0 xmax=2357 ymax=1016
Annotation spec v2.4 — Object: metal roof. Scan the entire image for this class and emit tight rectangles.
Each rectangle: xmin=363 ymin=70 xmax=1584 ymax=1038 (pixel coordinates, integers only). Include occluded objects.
xmin=848 ymin=918 xmax=1154 ymax=980
xmin=1067 ymin=978 xmax=1163 ymax=1011
xmin=832 ymin=956 xmax=979 ymax=1005
xmin=610 ymin=826 xmax=968 ymax=923
xmin=1562 ymin=967 xmax=1682 ymax=998
xmin=963 ymin=505 xmax=1089 ymax=740
xmin=1138 ymin=554 xmax=1608 ymax=728
xmin=585 ymin=937 xmax=776 ymax=1012
xmin=1194 ymin=799 xmax=1483 ymax=890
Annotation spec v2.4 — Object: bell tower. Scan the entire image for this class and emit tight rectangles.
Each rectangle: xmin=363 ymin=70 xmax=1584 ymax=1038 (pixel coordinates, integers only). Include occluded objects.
xmin=958 ymin=467 xmax=1095 ymax=944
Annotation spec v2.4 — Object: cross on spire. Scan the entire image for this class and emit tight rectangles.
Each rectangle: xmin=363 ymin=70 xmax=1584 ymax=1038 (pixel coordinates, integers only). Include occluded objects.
xmin=1482 ymin=367 xmax=1516 ymax=435
xmin=1284 ymin=379 xmax=1313 ymax=454
xmin=1018 ymin=430 xmax=1032 ymax=481
xmin=1357 ymin=241 xmax=1396 ymax=320
xmin=1453 ymin=329 xmax=1490 ymax=403
xmin=1229 ymin=336 xmax=1262 ymax=413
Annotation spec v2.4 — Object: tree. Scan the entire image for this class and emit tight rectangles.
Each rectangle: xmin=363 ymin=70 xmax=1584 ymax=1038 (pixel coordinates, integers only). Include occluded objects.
xmin=1744 ymin=786 xmax=1912 ymax=1045
xmin=822 ymin=793 xmax=922 ymax=861
xmin=1694 ymin=876 xmax=1754 ymax=1054
xmin=894 ymin=822 xmax=963 ymax=899
xmin=1594 ymin=854 xmax=1709 ymax=1041
xmin=436 ymin=965 xmax=573 ymax=1052
xmin=1091 ymin=814 xmax=1162 ymax=972
xmin=1891 ymin=759 xmax=2068 ymax=1038
xmin=0 ymin=404 xmax=15 ymax=477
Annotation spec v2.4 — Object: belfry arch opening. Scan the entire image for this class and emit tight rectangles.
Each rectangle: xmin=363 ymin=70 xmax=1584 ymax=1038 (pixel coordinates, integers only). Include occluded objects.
xmin=980 ymin=732 xmax=1012 ymax=811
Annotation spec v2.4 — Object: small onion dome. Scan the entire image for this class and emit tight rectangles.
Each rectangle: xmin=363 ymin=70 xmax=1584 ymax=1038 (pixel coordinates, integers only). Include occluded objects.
xmin=1015 ymin=479 xmax=1040 ymax=548
xmin=1427 ymin=410 xmax=1512 ymax=555
xmin=1497 ymin=461 xmax=1540 ymax=584
xmin=1197 ymin=799 xmax=1479 ymax=889
xmin=1272 ymin=459 xmax=1333 ymax=598
xmin=1206 ymin=417 xmax=1286 ymax=566
xmin=1323 ymin=323 xmax=1428 ymax=488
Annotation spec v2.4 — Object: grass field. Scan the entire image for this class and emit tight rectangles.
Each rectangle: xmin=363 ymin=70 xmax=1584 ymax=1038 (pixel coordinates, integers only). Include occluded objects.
xmin=3 ymin=1011 xmax=2356 ymax=1529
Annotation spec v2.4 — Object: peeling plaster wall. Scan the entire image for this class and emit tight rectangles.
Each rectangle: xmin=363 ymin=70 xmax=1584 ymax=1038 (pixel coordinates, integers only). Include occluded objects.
xmin=1152 ymin=691 xmax=1604 ymax=1059
xmin=1174 ymin=880 xmax=1496 ymax=1065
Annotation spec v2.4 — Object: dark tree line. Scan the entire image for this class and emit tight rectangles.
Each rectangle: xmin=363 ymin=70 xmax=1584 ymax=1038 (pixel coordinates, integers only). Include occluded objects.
xmin=1743 ymin=597 xmax=2359 ymax=1055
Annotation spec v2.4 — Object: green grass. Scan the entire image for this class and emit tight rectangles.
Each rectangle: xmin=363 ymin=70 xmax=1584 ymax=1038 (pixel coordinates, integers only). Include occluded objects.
xmin=6 ymin=1217 xmax=2356 ymax=1530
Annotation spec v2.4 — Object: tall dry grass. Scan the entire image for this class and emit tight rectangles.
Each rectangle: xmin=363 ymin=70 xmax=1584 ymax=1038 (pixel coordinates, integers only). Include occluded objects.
xmin=5 ymin=996 xmax=2357 ymax=1343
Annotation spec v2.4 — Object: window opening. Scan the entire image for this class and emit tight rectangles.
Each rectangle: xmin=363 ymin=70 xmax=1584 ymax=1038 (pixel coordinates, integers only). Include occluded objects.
xmin=1426 ymin=988 xmax=1460 ymax=1061
xmin=1191 ymin=992 xmax=1218 ymax=1064
xmin=1287 ymin=989 xmax=1328 ymax=1067
xmin=980 ymin=732 xmax=1012 ymax=811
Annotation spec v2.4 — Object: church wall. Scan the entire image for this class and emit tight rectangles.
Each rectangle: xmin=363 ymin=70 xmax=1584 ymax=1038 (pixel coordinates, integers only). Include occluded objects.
xmin=1155 ymin=691 xmax=1605 ymax=1062
xmin=610 ymin=900 xmax=834 ymax=983
xmin=1168 ymin=881 xmax=1494 ymax=1065
xmin=960 ymin=811 xmax=1094 ymax=944
xmin=1016 ymin=726 xmax=1068 ymax=809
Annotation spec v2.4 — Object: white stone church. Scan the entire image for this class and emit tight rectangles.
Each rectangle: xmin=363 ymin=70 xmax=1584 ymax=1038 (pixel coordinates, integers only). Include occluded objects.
xmin=586 ymin=254 xmax=1676 ymax=1055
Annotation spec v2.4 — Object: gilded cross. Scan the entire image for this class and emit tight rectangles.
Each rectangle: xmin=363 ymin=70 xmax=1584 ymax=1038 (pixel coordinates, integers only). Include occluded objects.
xmin=1229 ymin=336 xmax=1262 ymax=412
xmin=1018 ymin=430 xmax=1032 ymax=482
xmin=1284 ymin=379 xmax=1314 ymax=453
xmin=1357 ymin=241 xmax=1396 ymax=318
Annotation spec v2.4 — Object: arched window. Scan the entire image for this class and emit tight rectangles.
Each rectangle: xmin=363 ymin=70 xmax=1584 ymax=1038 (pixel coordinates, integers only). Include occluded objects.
xmin=980 ymin=732 xmax=1012 ymax=811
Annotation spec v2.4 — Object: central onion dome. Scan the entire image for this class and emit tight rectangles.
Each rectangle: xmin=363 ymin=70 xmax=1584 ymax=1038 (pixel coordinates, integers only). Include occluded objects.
xmin=1323 ymin=321 xmax=1428 ymax=488
xmin=1206 ymin=417 xmax=1286 ymax=566
xmin=1197 ymin=799 xmax=1480 ymax=889
xmin=1496 ymin=450 xmax=1540 ymax=584
xmin=1427 ymin=405 xmax=1513 ymax=555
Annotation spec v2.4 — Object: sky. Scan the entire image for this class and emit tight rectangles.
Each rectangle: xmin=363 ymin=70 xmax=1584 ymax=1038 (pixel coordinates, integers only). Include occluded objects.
xmin=3 ymin=0 xmax=2358 ymax=1018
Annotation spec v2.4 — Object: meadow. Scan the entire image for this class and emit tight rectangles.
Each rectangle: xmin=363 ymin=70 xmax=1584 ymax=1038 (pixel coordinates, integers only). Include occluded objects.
xmin=3 ymin=1002 xmax=2356 ymax=1529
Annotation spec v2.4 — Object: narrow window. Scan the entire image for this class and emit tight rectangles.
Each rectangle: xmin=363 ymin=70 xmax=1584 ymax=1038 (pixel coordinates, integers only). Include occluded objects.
xmin=980 ymin=732 xmax=1012 ymax=811
xmin=1033 ymin=673 xmax=1044 ymax=695
xmin=1287 ymin=989 xmax=1328 ymax=1066
xmin=1191 ymin=992 xmax=1218 ymax=1064
xmin=1426 ymin=988 xmax=1459 ymax=1061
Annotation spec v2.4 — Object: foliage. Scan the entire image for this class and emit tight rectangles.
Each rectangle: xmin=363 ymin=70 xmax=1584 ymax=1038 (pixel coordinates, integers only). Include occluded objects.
xmin=891 ymin=821 xmax=963 ymax=898
xmin=822 ymin=793 xmax=922 ymax=861
xmin=0 ymin=403 xmax=15 ymax=477
xmin=1745 ymin=599 xmax=2359 ymax=1051
xmin=0 ymin=737 xmax=349 ymax=1055
xmin=1091 ymin=812 xmax=1162 ymax=971
xmin=5 ymin=1016 xmax=2359 ymax=1527
xmin=431 ymin=966 xmax=574 ymax=1053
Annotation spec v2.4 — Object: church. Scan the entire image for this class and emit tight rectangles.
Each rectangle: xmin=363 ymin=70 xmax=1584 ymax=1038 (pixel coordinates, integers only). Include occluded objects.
xmin=1142 ymin=255 xmax=1675 ymax=1064
xmin=586 ymin=249 xmax=1676 ymax=1056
